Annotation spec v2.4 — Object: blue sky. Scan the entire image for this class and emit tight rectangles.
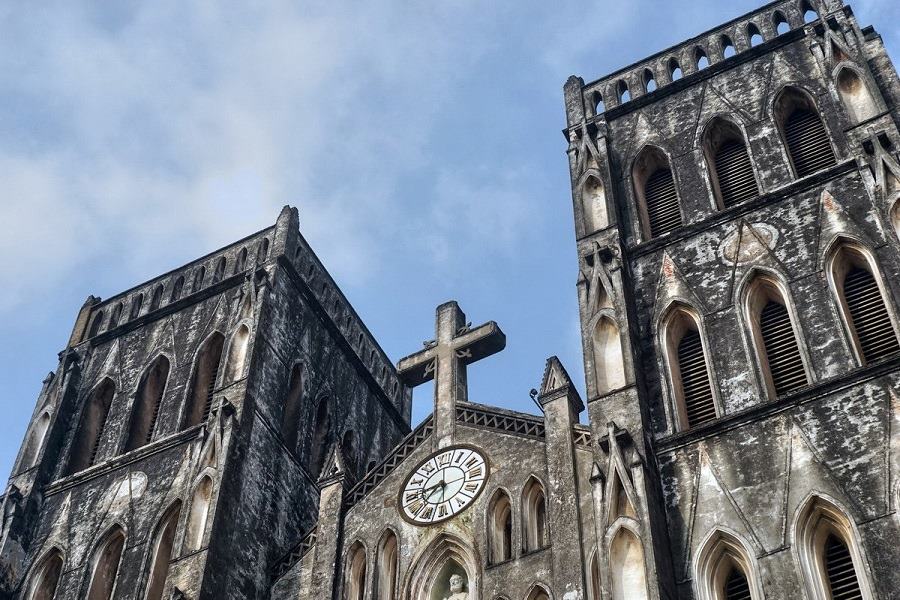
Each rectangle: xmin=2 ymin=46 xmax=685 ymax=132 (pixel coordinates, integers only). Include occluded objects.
xmin=2 ymin=0 xmax=898 ymax=478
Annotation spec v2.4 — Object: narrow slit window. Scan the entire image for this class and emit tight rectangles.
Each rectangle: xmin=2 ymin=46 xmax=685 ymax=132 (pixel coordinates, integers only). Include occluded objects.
xmin=124 ymin=356 xmax=170 ymax=452
xmin=721 ymin=35 xmax=737 ymax=58
xmin=183 ymin=333 xmax=225 ymax=429
xmin=66 ymin=379 xmax=115 ymax=475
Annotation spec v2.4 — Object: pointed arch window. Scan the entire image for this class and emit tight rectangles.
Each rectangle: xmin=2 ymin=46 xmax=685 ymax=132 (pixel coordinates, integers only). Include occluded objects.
xmin=609 ymin=528 xmax=649 ymax=600
xmin=109 ymin=302 xmax=123 ymax=329
xmin=186 ymin=476 xmax=213 ymax=552
xmin=747 ymin=23 xmax=764 ymax=47
xmin=129 ymin=293 xmax=144 ymax=320
xmin=257 ymin=238 xmax=270 ymax=264
xmin=145 ymin=501 xmax=181 ymax=600
xmin=281 ymin=363 xmax=304 ymax=453
xmin=308 ymin=397 xmax=332 ymax=477
xmin=836 ymin=68 xmax=879 ymax=124
xmin=192 ymin=266 xmax=206 ymax=292
xmin=125 ymin=356 xmax=170 ymax=452
xmin=20 ymin=411 xmax=51 ymax=472
xmin=633 ymin=146 xmax=681 ymax=239
xmin=212 ymin=257 xmax=226 ymax=284
xmin=774 ymin=11 xmax=790 ymax=35
xmin=375 ymin=532 xmax=398 ymax=600
xmin=581 ymin=175 xmax=608 ymax=234
xmin=345 ymin=542 xmax=367 ymax=600
xmin=695 ymin=47 xmax=710 ymax=70
xmin=592 ymin=92 xmax=605 ymax=115
xmin=668 ymin=58 xmax=683 ymax=81
xmin=617 ymin=80 xmax=630 ymax=103
xmin=664 ymin=306 xmax=715 ymax=429
xmin=223 ymin=324 xmax=250 ymax=384
xmin=696 ymin=531 xmax=760 ymax=600
xmin=703 ymin=118 xmax=759 ymax=208
xmin=589 ymin=551 xmax=602 ymax=600
xmin=642 ymin=69 xmax=657 ymax=93
xmin=775 ymin=87 xmax=836 ymax=178
xmin=744 ymin=274 xmax=808 ymax=398
xmin=149 ymin=284 xmax=164 ymax=312
xmin=88 ymin=310 xmax=105 ymax=339
xmin=183 ymin=332 xmax=225 ymax=429
xmin=170 ymin=276 xmax=184 ymax=303
xmin=24 ymin=549 xmax=63 ymax=600
xmin=234 ymin=247 xmax=248 ymax=274
xmin=86 ymin=527 xmax=126 ymax=600
xmin=721 ymin=35 xmax=736 ymax=58
xmin=593 ymin=317 xmax=626 ymax=394
xmin=526 ymin=586 xmax=551 ymax=600
xmin=802 ymin=2 xmax=819 ymax=23
xmin=66 ymin=379 xmax=115 ymax=475
xmin=522 ymin=478 xmax=547 ymax=553
xmin=796 ymin=497 xmax=871 ymax=600
xmin=488 ymin=490 xmax=513 ymax=564
xmin=828 ymin=243 xmax=900 ymax=364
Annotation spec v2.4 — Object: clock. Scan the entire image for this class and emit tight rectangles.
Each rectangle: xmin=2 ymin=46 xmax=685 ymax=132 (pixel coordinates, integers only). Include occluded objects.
xmin=398 ymin=445 xmax=489 ymax=525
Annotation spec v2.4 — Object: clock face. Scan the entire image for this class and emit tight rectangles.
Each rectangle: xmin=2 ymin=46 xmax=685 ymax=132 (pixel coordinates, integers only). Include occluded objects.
xmin=399 ymin=445 xmax=489 ymax=525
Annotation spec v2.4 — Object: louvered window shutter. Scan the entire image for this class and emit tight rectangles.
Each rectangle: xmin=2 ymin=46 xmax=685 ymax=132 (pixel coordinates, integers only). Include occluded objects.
xmin=677 ymin=329 xmax=716 ymax=427
xmin=824 ymin=534 xmax=863 ymax=600
xmin=784 ymin=109 xmax=836 ymax=177
xmin=715 ymin=140 xmax=758 ymax=207
xmin=645 ymin=168 xmax=681 ymax=237
xmin=202 ymin=359 xmax=221 ymax=423
xmin=759 ymin=301 xmax=807 ymax=395
xmin=724 ymin=567 xmax=753 ymax=600
xmin=843 ymin=267 xmax=900 ymax=363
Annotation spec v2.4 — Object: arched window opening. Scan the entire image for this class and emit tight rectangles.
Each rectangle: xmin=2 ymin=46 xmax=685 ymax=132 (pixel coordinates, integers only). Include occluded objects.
xmin=773 ymin=11 xmax=790 ymax=35
xmin=212 ymin=257 xmax=226 ymax=284
xmin=20 ymin=411 xmax=51 ymax=471
xmin=309 ymin=398 xmax=332 ymax=477
xmin=633 ymin=146 xmax=681 ymax=238
xmin=345 ymin=542 xmax=367 ymax=600
xmin=836 ymin=68 xmax=879 ymax=124
xmin=642 ymin=69 xmax=657 ymax=93
xmin=234 ymin=247 xmax=248 ymax=274
xmin=748 ymin=24 xmax=764 ymax=47
xmin=149 ymin=285 xmax=164 ymax=312
xmin=281 ymin=364 xmax=304 ymax=453
xmin=593 ymin=317 xmax=626 ymax=394
xmin=257 ymin=238 xmax=270 ymax=264
xmin=24 ymin=549 xmax=63 ymax=600
xmin=186 ymin=476 xmax=213 ymax=552
xmin=375 ymin=533 xmax=398 ymax=600
xmin=183 ymin=332 xmax=225 ymax=429
xmin=702 ymin=118 xmax=759 ymax=208
xmin=802 ymin=2 xmax=819 ymax=23
xmin=582 ymin=175 xmax=608 ymax=233
xmin=170 ymin=276 xmax=184 ymax=303
xmin=125 ymin=356 xmax=170 ymax=452
xmin=342 ymin=429 xmax=358 ymax=474
xmin=192 ymin=266 xmax=206 ymax=292
xmin=796 ymin=497 xmax=869 ymax=600
xmin=590 ymin=551 xmax=602 ymax=600
xmin=592 ymin=92 xmax=605 ymax=115
xmin=697 ymin=531 xmax=759 ymax=600
xmin=522 ymin=478 xmax=547 ymax=553
xmin=775 ymin=87 xmax=836 ymax=178
xmin=669 ymin=58 xmax=683 ymax=81
xmin=109 ymin=302 xmax=123 ymax=329
xmin=526 ymin=587 xmax=551 ymax=600
xmin=829 ymin=244 xmax=899 ymax=364
xmin=88 ymin=311 xmax=105 ymax=338
xmin=145 ymin=502 xmax=181 ymax=600
xmin=609 ymin=528 xmax=649 ymax=600
xmin=86 ymin=527 xmax=126 ymax=600
xmin=617 ymin=80 xmax=630 ymax=103
xmin=745 ymin=275 xmax=808 ymax=397
xmin=488 ymin=490 xmax=513 ymax=564
xmin=721 ymin=35 xmax=736 ymax=58
xmin=695 ymin=48 xmax=710 ymax=70
xmin=223 ymin=325 xmax=250 ymax=384
xmin=129 ymin=294 xmax=144 ymax=321
xmin=67 ymin=379 xmax=115 ymax=475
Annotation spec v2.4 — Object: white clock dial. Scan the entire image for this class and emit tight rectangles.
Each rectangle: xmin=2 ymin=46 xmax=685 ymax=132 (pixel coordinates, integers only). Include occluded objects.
xmin=399 ymin=445 xmax=489 ymax=525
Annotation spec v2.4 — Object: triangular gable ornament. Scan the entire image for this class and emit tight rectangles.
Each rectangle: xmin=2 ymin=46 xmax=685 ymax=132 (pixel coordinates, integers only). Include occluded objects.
xmin=603 ymin=424 xmax=640 ymax=528
xmin=653 ymin=253 xmax=707 ymax=326
xmin=815 ymin=189 xmax=882 ymax=259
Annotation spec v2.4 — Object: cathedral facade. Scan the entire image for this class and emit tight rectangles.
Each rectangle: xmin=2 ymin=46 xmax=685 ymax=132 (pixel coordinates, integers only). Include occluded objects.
xmin=3 ymin=0 xmax=900 ymax=599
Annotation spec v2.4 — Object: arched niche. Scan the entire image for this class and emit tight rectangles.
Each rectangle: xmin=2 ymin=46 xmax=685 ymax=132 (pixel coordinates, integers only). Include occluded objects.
xmin=487 ymin=489 xmax=513 ymax=564
xmin=525 ymin=584 xmax=552 ymax=600
xmin=344 ymin=542 xmax=367 ymax=600
xmin=183 ymin=332 xmax=225 ymax=429
xmin=836 ymin=67 xmax=879 ymax=124
xmin=581 ymin=174 xmax=608 ymax=234
xmin=522 ymin=477 xmax=548 ymax=552
xmin=694 ymin=529 xmax=761 ymax=600
xmin=609 ymin=527 xmax=649 ymax=600
xmin=20 ymin=411 xmax=51 ymax=471
xmin=589 ymin=550 xmax=602 ymax=600
xmin=375 ymin=531 xmax=399 ymax=600
xmin=24 ymin=548 xmax=64 ymax=600
xmin=186 ymin=476 xmax=213 ymax=552
xmin=405 ymin=534 xmax=480 ymax=600
xmin=592 ymin=317 xmax=626 ymax=394
xmin=145 ymin=501 xmax=181 ymax=600
xmin=87 ymin=526 xmax=126 ymax=600
xmin=125 ymin=355 xmax=171 ymax=452
xmin=891 ymin=198 xmax=900 ymax=242
xmin=67 ymin=378 xmax=116 ymax=475
xmin=281 ymin=363 xmax=304 ymax=453
xmin=308 ymin=397 xmax=332 ymax=477
xmin=224 ymin=324 xmax=251 ymax=384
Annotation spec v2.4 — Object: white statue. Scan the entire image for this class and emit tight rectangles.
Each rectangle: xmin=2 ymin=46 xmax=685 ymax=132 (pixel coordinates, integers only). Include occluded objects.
xmin=443 ymin=574 xmax=469 ymax=600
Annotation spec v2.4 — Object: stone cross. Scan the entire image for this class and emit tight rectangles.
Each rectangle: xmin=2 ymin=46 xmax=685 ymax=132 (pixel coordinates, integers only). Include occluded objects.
xmin=398 ymin=301 xmax=505 ymax=447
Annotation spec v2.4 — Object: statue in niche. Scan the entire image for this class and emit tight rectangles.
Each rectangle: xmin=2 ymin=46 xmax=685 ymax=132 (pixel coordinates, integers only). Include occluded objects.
xmin=442 ymin=574 xmax=469 ymax=600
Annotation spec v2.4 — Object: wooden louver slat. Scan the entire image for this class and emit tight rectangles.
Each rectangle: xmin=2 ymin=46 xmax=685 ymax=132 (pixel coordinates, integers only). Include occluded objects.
xmin=824 ymin=534 xmax=863 ymax=600
xmin=677 ymin=329 xmax=716 ymax=428
xmin=843 ymin=267 xmax=900 ymax=363
xmin=724 ymin=567 xmax=753 ymax=600
xmin=715 ymin=139 xmax=758 ymax=207
xmin=759 ymin=301 xmax=807 ymax=395
xmin=784 ymin=109 xmax=836 ymax=177
xmin=202 ymin=360 xmax=220 ymax=423
xmin=645 ymin=168 xmax=681 ymax=238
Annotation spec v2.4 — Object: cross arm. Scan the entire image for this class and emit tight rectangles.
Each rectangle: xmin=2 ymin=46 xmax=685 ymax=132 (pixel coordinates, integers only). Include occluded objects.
xmin=451 ymin=321 xmax=506 ymax=364
xmin=397 ymin=347 xmax=437 ymax=387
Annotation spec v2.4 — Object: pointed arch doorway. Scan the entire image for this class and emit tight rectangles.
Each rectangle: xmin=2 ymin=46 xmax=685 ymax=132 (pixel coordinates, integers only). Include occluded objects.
xmin=405 ymin=534 xmax=480 ymax=600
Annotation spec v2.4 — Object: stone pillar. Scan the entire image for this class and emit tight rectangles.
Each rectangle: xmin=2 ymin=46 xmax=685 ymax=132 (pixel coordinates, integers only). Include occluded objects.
xmin=538 ymin=357 xmax=587 ymax=600
xmin=309 ymin=449 xmax=348 ymax=600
